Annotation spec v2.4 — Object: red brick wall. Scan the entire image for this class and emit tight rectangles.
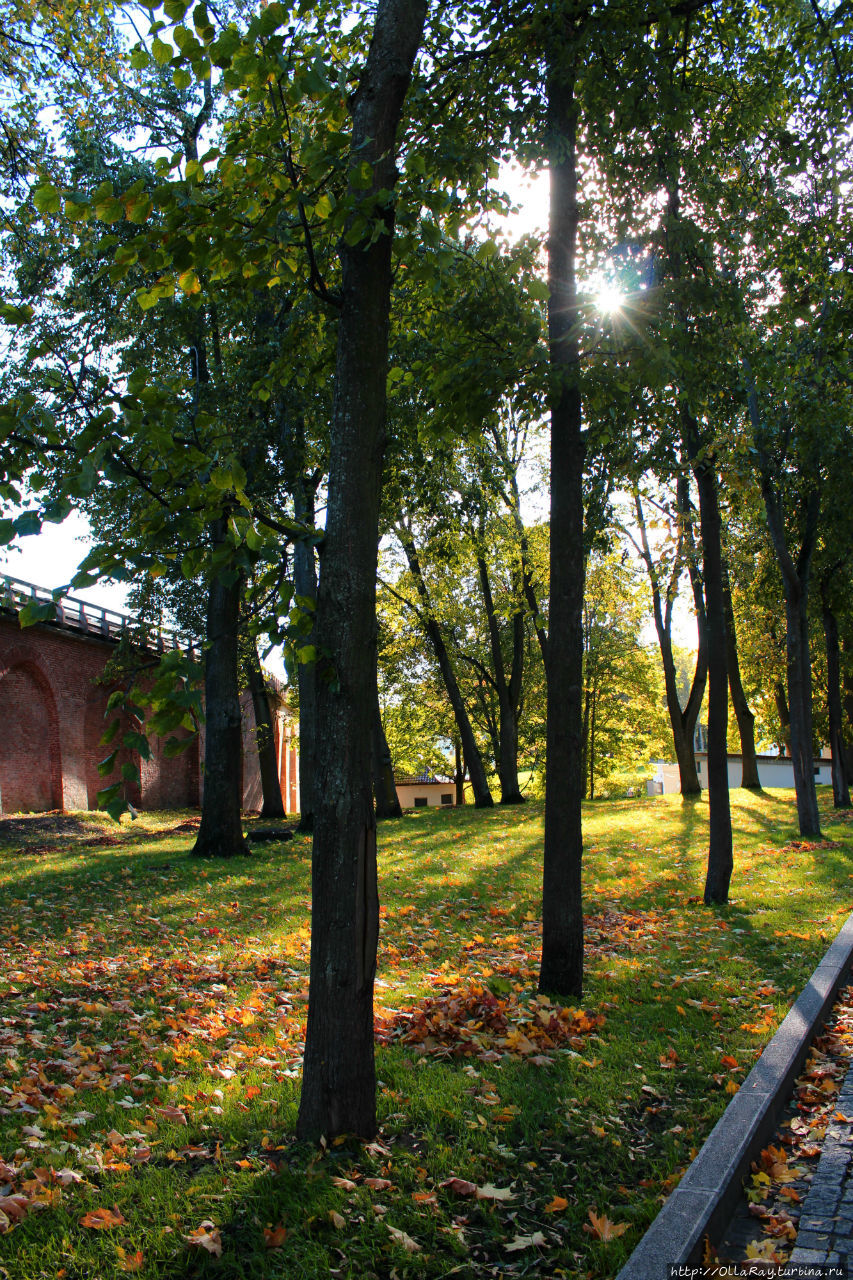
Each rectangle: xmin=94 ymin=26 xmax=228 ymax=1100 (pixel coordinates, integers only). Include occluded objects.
xmin=0 ymin=614 xmax=300 ymax=818
xmin=0 ymin=616 xmax=200 ymax=815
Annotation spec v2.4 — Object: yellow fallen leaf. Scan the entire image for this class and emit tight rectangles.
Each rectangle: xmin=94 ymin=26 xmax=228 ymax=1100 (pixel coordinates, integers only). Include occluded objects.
xmin=184 ymin=1220 xmax=222 ymax=1256
xmin=329 ymin=1210 xmax=345 ymax=1230
xmin=583 ymin=1208 xmax=629 ymax=1242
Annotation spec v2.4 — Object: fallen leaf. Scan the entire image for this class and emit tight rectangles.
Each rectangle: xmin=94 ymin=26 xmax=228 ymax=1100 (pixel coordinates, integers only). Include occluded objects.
xmin=476 ymin=1183 xmax=513 ymax=1201
xmin=505 ymin=1230 xmax=547 ymax=1251
xmin=184 ymin=1220 xmax=222 ymax=1256
xmin=545 ymin=1195 xmax=569 ymax=1213
xmin=116 ymin=1247 xmax=145 ymax=1272
xmin=156 ymin=1106 xmax=188 ymax=1125
xmin=80 ymin=1206 xmax=126 ymax=1230
xmin=263 ymin=1223 xmax=288 ymax=1248
xmin=329 ymin=1210 xmax=345 ymax=1229
xmin=583 ymin=1208 xmax=630 ymax=1242
xmin=386 ymin=1223 xmax=421 ymax=1252
xmin=330 ymin=1176 xmax=358 ymax=1191
xmin=440 ymin=1177 xmax=477 ymax=1197
xmin=364 ymin=1177 xmax=393 ymax=1191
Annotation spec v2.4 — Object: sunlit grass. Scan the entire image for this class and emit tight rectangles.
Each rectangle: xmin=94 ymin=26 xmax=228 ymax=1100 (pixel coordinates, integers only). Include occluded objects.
xmin=0 ymin=789 xmax=850 ymax=1277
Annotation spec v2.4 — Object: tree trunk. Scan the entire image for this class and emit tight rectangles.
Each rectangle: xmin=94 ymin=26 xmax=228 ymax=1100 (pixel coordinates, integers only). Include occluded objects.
xmin=192 ymin=522 xmax=250 ymax=859
xmin=748 ymin=385 xmax=821 ymax=836
xmin=244 ymin=638 xmax=287 ymax=820
xmin=539 ymin=58 xmax=584 ymax=999
xmin=477 ymin=552 xmax=525 ymax=804
xmin=293 ymin=478 xmax=318 ymax=833
xmin=296 ymin=0 xmax=426 ymax=1143
xmin=635 ymin=482 xmax=706 ymax=795
xmin=682 ymin=412 xmax=733 ymax=904
xmin=721 ymin=557 xmax=761 ymax=789
xmin=823 ymin=599 xmax=851 ymax=808
xmin=373 ymin=686 xmax=402 ymax=819
xmin=399 ymin=533 xmax=494 ymax=807
xmin=774 ymin=678 xmax=790 ymax=754
xmin=454 ymin=738 xmax=466 ymax=805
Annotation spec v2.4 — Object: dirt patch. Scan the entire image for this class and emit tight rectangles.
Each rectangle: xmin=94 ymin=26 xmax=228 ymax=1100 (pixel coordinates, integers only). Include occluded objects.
xmin=0 ymin=813 xmax=93 ymax=840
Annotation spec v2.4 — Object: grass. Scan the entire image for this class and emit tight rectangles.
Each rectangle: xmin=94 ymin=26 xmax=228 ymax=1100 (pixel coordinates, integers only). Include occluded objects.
xmin=0 ymin=789 xmax=852 ymax=1279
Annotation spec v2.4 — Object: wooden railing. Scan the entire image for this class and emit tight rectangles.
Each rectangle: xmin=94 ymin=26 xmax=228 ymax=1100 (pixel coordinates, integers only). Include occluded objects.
xmin=0 ymin=574 xmax=200 ymax=658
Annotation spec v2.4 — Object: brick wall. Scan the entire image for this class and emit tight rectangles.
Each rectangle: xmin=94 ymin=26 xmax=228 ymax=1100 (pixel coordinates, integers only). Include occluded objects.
xmin=0 ymin=613 xmax=298 ymax=818
xmin=0 ymin=615 xmax=201 ymax=815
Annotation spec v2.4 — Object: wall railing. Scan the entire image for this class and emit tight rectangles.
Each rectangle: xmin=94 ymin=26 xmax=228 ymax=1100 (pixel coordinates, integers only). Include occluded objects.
xmin=0 ymin=574 xmax=200 ymax=659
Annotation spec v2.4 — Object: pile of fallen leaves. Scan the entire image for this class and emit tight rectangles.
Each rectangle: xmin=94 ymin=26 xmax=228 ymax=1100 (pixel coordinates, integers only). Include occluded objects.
xmin=375 ymin=981 xmax=605 ymax=1063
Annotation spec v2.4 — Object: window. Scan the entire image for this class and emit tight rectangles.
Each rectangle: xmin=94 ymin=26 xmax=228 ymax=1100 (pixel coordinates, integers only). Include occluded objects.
xmin=413 ymin=796 xmax=428 ymax=807
xmin=440 ymin=793 xmax=452 ymax=805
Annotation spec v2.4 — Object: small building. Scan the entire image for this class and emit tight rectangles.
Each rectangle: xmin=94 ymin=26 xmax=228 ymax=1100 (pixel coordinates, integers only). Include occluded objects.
xmin=394 ymin=771 xmax=456 ymax=809
xmin=647 ymin=752 xmax=834 ymax=795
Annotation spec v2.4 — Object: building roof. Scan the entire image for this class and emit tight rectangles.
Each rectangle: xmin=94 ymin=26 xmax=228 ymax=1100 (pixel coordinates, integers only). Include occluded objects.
xmin=394 ymin=771 xmax=454 ymax=786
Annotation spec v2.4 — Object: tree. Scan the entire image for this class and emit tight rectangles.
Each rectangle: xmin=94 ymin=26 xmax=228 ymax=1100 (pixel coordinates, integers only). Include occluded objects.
xmin=296 ymin=0 xmax=428 ymax=1142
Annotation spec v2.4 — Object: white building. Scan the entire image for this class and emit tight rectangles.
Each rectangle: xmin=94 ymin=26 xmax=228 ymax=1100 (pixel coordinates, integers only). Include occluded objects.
xmin=648 ymin=752 xmax=834 ymax=795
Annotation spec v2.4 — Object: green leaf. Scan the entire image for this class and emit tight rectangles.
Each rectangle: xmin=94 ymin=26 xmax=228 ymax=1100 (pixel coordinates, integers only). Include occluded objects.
xmin=18 ymin=600 xmax=56 ymax=627
xmin=173 ymin=67 xmax=192 ymax=89
xmin=94 ymin=196 xmax=125 ymax=223
xmin=151 ymin=37 xmax=174 ymax=66
xmin=33 ymin=183 xmax=61 ymax=215
xmin=121 ymin=762 xmax=141 ymax=783
xmin=98 ymin=750 xmax=119 ymax=777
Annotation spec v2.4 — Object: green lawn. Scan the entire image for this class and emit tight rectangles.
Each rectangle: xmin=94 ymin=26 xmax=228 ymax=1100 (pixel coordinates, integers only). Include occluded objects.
xmin=1 ymin=789 xmax=851 ymax=1278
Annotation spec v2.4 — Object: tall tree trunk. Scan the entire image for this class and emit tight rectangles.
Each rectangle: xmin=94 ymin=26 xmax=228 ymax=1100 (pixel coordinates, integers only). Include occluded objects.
xmin=293 ymin=478 xmax=318 ymax=833
xmin=822 ymin=596 xmax=851 ymax=808
xmin=477 ymin=552 xmax=525 ymax=804
xmin=682 ymin=412 xmax=733 ymax=904
xmin=454 ymin=738 xmax=466 ymax=805
xmin=539 ymin=56 xmax=585 ymax=999
xmin=721 ymin=558 xmax=761 ymax=789
xmin=774 ymin=677 xmax=791 ymax=754
xmin=373 ymin=685 xmax=402 ymax=819
xmin=748 ymin=387 xmax=821 ymax=836
xmin=244 ymin=638 xmax=287 ymax=820
xmin=296 ymin=0 xmax=426 ymax=1143
xmin=634 ymin=483 xmax=706 ymax=795
xmin=192 ymin=521 xmax=250 ymax=859
xmin=398 ymin=532 xmax=494 ymax=807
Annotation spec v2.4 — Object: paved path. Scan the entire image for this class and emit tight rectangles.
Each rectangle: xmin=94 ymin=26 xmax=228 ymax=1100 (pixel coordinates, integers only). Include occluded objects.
xmin=786 ymin=1057 xmax=853 ymax=1275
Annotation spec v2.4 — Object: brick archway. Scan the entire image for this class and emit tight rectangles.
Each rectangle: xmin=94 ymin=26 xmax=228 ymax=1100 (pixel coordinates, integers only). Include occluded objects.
xmin=0 ymin=655 xmax=63 ymax=814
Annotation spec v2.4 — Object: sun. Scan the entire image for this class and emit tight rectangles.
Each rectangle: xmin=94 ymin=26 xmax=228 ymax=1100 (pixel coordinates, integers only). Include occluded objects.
xmin=594 ymin=282 xmax=626 ymax=315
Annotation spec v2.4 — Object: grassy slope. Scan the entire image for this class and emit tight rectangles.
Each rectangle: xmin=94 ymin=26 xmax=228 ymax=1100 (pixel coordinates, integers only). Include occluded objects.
xmin=0 ymin=789 xmax=851 ymax=1279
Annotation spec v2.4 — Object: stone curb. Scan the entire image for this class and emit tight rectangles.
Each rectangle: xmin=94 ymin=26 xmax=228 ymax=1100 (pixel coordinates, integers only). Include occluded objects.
xmin=616 ymin=911 xmax=853 ymax=1280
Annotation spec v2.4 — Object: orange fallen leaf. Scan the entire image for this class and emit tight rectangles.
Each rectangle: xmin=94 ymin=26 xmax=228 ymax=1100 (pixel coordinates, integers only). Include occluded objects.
xmin=184 ymin=1220 xmax=222 ymax=1256
xmin=80 ymin=1207 xmax=126 ymax=1230
xmin=364 ymin=1177 xmax=393 ymax=1191
xmin=412 ymin=1191 xmax=438 ymax=1205
xmin=116 ymin=1247 xmax=144 ymax=1272
xmin=545 ymin=1195 xmax=569 ymax=1213
xmin=246 ymin=1086 xmax=261 ymax=1100
xmin=263 ymin=1223 xmax=288 ymax=1249
xmin=583 ymin=1207 xmax=629 ymax=1242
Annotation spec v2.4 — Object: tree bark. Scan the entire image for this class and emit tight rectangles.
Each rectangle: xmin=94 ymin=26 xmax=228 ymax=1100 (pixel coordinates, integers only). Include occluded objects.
xmin=682 ymin=412 xmax=733 ymax=904
xmin=192 ymin=521 xmax=250 ymax=859
xmin=244 ymin=637 xmax=287 ymax=820
xmin=373 ymin=684 xmax=403 ymax=819
xmin=477 ymin=552 xmax=525 ymax=804
xmin=822 ymin=597 xmax=851 ymax=808
xmin=634 ymin=483 xmax=706 ymax=795
xmin=399 ymin=532 xmax=494 ymax=808
xmin=721 ymin=557 xmax=761 ymax=789
xmin=296 ymin=0 xmax=427 ymax=1143
xmin=293 ymin=476 xmax=318 ymax=833
xmin=454 ymin=738 xmax=466 ymax=805
xmin=539 ymin=56 xmax=585 ymax=999
xmin=748 ymin=386 xmax=821 ymax=836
